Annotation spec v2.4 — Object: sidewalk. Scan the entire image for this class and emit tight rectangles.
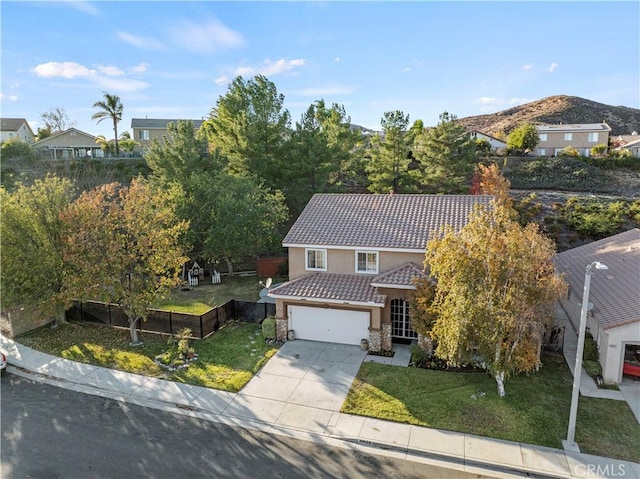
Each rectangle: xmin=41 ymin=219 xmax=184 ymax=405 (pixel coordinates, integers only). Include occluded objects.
xmin=1 ymin=334 xmax=639 ymax=479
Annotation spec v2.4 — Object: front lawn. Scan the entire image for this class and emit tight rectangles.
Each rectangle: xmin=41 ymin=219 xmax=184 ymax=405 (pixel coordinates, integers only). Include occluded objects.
xmin=342 ymin=353 xmax=640 ymax=463
xmin=153 ymin=275 xmax=265 ymax=314
xmin=18 ymin=320 xmax=278 ymax=392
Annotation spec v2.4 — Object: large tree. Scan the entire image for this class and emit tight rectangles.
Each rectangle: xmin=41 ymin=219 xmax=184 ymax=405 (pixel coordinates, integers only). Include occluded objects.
xmin=506 ymin=124 xmax=539 ymax=155
xmin=287 ymin=100 xmax=358 ymax=214
xmin=414 ymin=111 xmax=476 ymax=193
xmin=40 ymin=106 xmax=76 ymax=134
xmin=366 ymin=110 xmax=420 ymax=193
xmin=420 ymin=202 xmax=567 ymax=397
xmin=92 ymin=92 xmax=124 ymax=157
xmin=0 ymin=176 xmax=76 ymax=327
xmin=61 ymin=178 xmax=188 ymax=344
xmin=203 ymin=75 xmax=290 ymax=191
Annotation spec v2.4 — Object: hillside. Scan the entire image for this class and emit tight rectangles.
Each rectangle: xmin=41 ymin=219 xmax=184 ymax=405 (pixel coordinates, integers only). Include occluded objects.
xmin=458 ymin=95 xmax=640 ymax=137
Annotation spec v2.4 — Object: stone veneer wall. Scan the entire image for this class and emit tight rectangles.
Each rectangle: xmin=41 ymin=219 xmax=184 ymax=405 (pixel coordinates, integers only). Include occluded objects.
xmin=417 ymin=332 xmax=433 ymax=355
xmin=381 ymin=323 xmax=392 ymax=351
xmin=368 ymin=328 xmax=381 ymax=352
xmin=276 ymin=317 xmax=288 ymax=341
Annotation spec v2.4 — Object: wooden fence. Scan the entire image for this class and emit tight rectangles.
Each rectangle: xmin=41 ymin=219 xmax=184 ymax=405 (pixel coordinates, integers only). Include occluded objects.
xmin=66 ymin=300 xmax=276 ymax=339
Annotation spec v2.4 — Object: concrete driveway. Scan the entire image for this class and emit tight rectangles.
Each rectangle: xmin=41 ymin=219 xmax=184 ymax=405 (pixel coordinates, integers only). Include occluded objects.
xmin=225 ymin=340 xmax=367 ymax=432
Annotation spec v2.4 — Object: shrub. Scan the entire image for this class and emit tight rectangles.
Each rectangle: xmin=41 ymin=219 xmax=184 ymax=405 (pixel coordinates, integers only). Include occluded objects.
xmin=262 ymin=316 xmax=276 ymax=339
xmin=559 ymin=146 xmax=581 ymax=158
xmin=410 ymin=343 xmax=430 ymax=364
xmin=583 ymin=359 xmax=602 ymax=378
xmin=590 ymin=144 xmax=607 ymax=157
xmin=583 ymin=333 xmax=599 ymax=362
xmin=562 ymin=197 xmax=627 ymax=238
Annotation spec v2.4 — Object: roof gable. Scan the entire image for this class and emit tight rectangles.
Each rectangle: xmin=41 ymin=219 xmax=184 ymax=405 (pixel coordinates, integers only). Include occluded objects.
xmin=283 ymin=194 xmax=493 ymax=251
xmin=33 ymin=128 xmax=97 ymax=147
xmin=131 ymin=118 xmax=204 ymax=129
xmin=554 ymin=229 xmax=640 ymax=330
xmin=0 ymin=118 xmax=33 ymax=135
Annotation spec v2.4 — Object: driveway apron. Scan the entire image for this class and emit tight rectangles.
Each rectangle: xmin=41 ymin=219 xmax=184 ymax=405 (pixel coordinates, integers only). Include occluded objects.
xmin=237 ymin=340 xmax=367 ymax=414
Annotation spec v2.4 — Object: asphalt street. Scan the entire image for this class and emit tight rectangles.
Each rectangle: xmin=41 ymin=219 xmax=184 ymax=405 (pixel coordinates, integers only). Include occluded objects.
xmin=0 ymin=374 xmax=494 ymax=479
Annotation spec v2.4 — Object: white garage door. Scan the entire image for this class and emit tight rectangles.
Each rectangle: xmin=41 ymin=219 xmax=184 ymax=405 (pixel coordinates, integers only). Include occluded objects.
xmin=288 ymin=305 xmax=370 ymax=345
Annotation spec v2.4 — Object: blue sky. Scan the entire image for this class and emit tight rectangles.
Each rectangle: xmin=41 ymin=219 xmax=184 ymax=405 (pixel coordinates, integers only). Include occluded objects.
xmin=1 ymin=1 xmax=639 ymax=138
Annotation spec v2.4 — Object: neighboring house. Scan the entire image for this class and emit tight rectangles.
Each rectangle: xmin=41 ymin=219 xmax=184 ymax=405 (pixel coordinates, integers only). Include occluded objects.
xmin=534 ymin=122 xmax=611 ymax=157
xmin=613 ymin=133 xmax=640 ymax=157
xmin=0 ymin=118 xmax=35 ymax=144
xmin=269 ymin=193 xmax=493 ymax=352
xmin=131 ymin=118 xmax=205 ymax=149
xmin=32 ymin=128 xmax=102 ymax=160
xmin=554 ymin=229 xmax=640 ymax=384
xmin=469 ymin=130 xmax=506 ymax=152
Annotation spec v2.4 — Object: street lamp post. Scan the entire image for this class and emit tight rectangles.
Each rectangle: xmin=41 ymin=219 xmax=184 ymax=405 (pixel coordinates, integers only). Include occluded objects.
xmin=563 ymin=261 xmax=608 ymax=452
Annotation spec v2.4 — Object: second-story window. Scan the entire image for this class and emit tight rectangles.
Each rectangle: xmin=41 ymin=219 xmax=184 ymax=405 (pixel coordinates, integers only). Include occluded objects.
xmin=305 ymin=248 xmax=326 ymax=271
xmin=356 ymin=251 xmax=378 ymax=274
xmin=564 ymin=133 xmax=573 ymax=141
xmin=539 ymin=133 xmax=547 ymax=142
xmin=588 ymin=132 xmax=598 ymax=142
xmin=139 ymin=130 xmax=150 ymax=140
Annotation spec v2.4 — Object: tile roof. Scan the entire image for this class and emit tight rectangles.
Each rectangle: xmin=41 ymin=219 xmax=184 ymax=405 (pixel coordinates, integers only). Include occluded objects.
xmin=554 ymin=229 xmax=640 ymax=330
xmin=283 ymin=194 xmax=492 ymax=251
xmin=0 ymin=118 xmax=29 ymax=132
xmin=371 ymin=262 xmax=429 ymax=289
xmin=131 ymin=118 xmax=204 ymax=129
xmin=269 ymin=273 xmax=387 ymax=306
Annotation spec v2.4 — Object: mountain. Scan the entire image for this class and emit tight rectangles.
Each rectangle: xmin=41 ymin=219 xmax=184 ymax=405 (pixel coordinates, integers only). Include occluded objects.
xmin=458 ymin=95 xmax=640 ymax=137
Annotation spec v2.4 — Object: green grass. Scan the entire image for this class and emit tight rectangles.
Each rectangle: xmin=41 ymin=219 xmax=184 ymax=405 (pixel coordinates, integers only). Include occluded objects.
xmin=18 ymin=320 xmax=278 ymax=392
xmin=153 ymin=275 xmax=265 ymax=314
xmin=342 ymin=353 xmax=640 ymax=463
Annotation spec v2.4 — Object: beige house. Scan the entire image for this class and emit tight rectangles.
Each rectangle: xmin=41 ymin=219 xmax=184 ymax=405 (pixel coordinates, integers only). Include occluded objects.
xmin=32 ymin=128 xmax=102 ymax=160
xmin=1 ymin=118 xmax=35 ymax=144
xmin=555 ymin=229 xmax=640 ymax=384
xmin=534 ymin=122 xmax=611 ymax=157
xmin=131 ymin=118 xmax=205 ymax=149
xmin=269 ymin=193 xmax=492 ymax=352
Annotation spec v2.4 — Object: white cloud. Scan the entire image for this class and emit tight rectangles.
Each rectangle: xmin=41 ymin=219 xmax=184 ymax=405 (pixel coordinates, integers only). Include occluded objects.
xmin=290 ymin=85 xmax=355 ymax=96
xmin=215 ymin=75 xmax=229 ymax=85
xmin=169 ymin=19 xmax=244 ymax=54
xmin=522 ymin=64 xmax=533 ymax=70
xmin=64 ymin=1 xmax=100 ymax=16
xmin=129 ymin=63 xmax=150 ymax=74
xmin=33 ymin=61 xmax=96 ymax=79
xmin=0 ymin=92 xmax=19 ymax=102
xmin=334 ymin=57 xmax=341 ymax=62
xmin=116 ymin=31 xmax=164 ymax=50
xmin=32 ymin=61 xmax=149 ymax=93
xmin=97 ymin=65 xmax=124 ymax=77
xmin=478 ymin=96 xmax=502 ymax=105
xmin=548 ymin=62 xmax=559 ymax=73
xmin=234 ymin=58 xmax=306 ymax=77
xmin=402 ymin=67 xmax=412 ymax=73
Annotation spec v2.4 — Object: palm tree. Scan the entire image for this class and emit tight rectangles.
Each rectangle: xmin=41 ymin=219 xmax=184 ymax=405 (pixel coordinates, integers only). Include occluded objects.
xmin=92 ymin=92 xmax=123 ymax=157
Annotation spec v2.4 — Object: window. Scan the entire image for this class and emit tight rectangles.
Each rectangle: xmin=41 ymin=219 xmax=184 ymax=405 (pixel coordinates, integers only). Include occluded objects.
xmin=588 ymin=132 xmax=598 ymax=142
xmin=305 ymin=249 xmax=326 ymax=271
xmin=538 ymin=133 xmax=547 ymax=142
xmin=538 ymin=148 xmax=546 ymax=156
xmin=8 ymin=132 xmax=14 ymax=137
xmin=139 ymin=130 xmax=150 ymax=140
xmin=356 ymin=251 xmax=378 ymax=273
xmin=564 ymin=133 xmax=573 ymax=141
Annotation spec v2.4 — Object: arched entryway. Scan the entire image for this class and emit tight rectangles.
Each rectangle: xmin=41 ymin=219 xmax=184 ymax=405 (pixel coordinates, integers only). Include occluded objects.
xmin=391 ymin=298 xmax=417 ymax=342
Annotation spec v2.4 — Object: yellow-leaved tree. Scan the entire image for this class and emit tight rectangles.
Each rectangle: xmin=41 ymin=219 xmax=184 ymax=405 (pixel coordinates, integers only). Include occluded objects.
xmin=423 ymin=202 xmax=567 ymax=397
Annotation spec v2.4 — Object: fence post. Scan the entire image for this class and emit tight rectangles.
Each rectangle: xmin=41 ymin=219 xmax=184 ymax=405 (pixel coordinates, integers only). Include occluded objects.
xmin=200 ymin=314 xmax=204 ymax=339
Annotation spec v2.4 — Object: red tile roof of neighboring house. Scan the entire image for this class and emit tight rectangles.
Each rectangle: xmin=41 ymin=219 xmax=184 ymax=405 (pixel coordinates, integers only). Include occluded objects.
xmin=371 ymin=262 xmax=429 ymax=289
xmin=283 ymin=194 xmax=493 ymax=252
xmin=554 ymin=228 xmax=640 ymax=330
xmin=269 ymin=272 xmax=387 ymax=306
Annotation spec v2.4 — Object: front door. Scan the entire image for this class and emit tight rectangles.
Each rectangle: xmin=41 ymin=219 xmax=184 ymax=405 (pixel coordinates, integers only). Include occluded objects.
xmin=391 ymin=299 xmax=417 ymax=340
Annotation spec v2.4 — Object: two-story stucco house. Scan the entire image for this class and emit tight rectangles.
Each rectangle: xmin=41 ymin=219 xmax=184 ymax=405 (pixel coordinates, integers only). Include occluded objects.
xmin=534 ymin=122 xmax=611 ymax=157
xmin=0 ymin=118 xmax=35 ymax=144
xmin=131 ymin=118 xmax=205 ymax=149
xmin=269 ymin=193 xmax=492 ymax=352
